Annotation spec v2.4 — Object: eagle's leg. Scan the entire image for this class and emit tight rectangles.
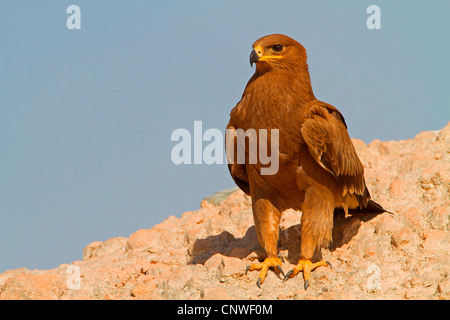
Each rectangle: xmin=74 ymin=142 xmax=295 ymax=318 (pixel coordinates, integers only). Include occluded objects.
xmin=284 ymin=187 xmax=334 ymax=289
xmin=246 ymin=198 xmax=284 ymax=288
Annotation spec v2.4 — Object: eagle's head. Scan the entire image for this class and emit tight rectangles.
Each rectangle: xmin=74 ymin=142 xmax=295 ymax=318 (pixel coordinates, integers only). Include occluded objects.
xmin=250 ymin=34 xmax=308 ymax=73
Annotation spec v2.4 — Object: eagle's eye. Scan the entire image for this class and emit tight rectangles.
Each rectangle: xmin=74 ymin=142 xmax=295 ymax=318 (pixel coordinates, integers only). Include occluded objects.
xmin=272 ymin=44 xmax=283 ymax=52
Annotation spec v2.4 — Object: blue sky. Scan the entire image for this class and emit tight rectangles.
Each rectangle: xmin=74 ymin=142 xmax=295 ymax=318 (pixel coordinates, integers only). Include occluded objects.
xmin=1 ymin=1 xmax=449 ymax=273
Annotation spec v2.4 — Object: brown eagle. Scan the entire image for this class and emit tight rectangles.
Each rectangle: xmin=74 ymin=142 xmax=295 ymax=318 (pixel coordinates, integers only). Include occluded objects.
xmin=226 ymin=34 xmax=385 ymax=289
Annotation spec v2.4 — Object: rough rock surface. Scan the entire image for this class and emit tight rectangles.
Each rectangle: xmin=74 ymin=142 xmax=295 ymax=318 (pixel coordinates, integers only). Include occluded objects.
xmin=1 ymin=123 xmax=449 ymax=300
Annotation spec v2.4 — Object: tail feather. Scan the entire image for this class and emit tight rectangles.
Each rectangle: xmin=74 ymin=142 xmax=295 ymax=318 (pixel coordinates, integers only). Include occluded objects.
xmin=335 ymin=199 xmax=391 ymax=216
xmin=356 ymin=184 xmax=391 ymax=213
xmin=352 ymin=199 xmax=391 ymax=214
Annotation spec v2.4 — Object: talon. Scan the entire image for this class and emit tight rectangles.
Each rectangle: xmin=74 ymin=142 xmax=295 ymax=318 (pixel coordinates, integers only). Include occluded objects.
xmin=245 ymin=265 xmax=251 ymax=275
xmin=286 ymin=259 xmax=331 ymax=289
xmin=304 ymin=279 xmax=310 ymax=290
xmin=283 ymin=269 xmax=294 ymax=281
xmin=276 ymin=265 xmax=285 ymax=277
xmin=326 ymin=261 xmax=333 ymax=269
xmin=245 ymin=257 xmax=284 ymax=287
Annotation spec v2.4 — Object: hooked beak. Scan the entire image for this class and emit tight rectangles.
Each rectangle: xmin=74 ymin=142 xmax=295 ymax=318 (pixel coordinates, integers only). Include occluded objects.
xmin=249 ymin=45 xmax=263 ymax=67
xmin=250 ymin=50 xmax=259 ymax=67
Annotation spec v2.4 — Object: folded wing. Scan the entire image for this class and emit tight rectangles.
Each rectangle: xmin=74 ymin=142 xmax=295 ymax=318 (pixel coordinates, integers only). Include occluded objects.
xmin=301 ymin=102 xmax=370 ymax=208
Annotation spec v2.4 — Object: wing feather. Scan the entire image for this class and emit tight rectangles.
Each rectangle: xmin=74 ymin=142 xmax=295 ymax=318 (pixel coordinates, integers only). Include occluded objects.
xmin=226 ymin=124 xmax=250 ymax=195
xmin=301 ymin=102 xmax=370 ymax=206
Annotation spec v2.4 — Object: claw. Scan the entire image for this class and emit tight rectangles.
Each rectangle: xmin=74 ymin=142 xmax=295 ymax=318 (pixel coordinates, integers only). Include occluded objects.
xmin=283 ymin=259 xmax=331 ymax=289
xmin=304 ymin=279 xmax=310 ymax=290
xmin=326 ymin=261 xmax=333 ymax=269
xmin=245 ymin=265 xmax=251 ymax=275
xmin=245 ymin=257 xmax=284 ymax=287
xmin=276 ymin=265 xmax=285 ymax=277
xmin=283 ymin=269 xmax=293 ymax=282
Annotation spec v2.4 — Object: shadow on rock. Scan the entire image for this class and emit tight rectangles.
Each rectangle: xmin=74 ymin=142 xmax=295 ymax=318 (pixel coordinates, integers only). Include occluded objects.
xmin=188 ymin=227 xmax=260 ymax=265
xmin=279 ymin=209 xmax=386 ymax=263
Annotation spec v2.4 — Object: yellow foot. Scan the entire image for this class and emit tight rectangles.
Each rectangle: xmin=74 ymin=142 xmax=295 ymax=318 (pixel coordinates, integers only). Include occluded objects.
xmin=284 ymin=259 xmax=332 ymax=290
xmin=246 ymin=257 xmax=285 ymax=288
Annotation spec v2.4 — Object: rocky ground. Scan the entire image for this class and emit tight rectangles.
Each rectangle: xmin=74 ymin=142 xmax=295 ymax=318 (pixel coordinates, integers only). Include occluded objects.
xmin=0 ymin=123 xmax=449 ymax=300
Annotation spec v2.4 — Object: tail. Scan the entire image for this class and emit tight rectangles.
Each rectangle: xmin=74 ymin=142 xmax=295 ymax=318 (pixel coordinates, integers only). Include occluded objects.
xmin=335 ymin=199 xmax=392 ymax=216
xmin=351 ymin=199 xmax=392 ymax=214
xmin=355 ymin=184 xmax=392 ymax=214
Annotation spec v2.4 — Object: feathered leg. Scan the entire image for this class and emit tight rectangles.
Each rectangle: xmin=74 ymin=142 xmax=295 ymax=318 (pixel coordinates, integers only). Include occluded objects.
xmin=284 ymin=186 xmax=333 ymax=289
xmin=246 ymin=197 xmax=285 ymax=287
